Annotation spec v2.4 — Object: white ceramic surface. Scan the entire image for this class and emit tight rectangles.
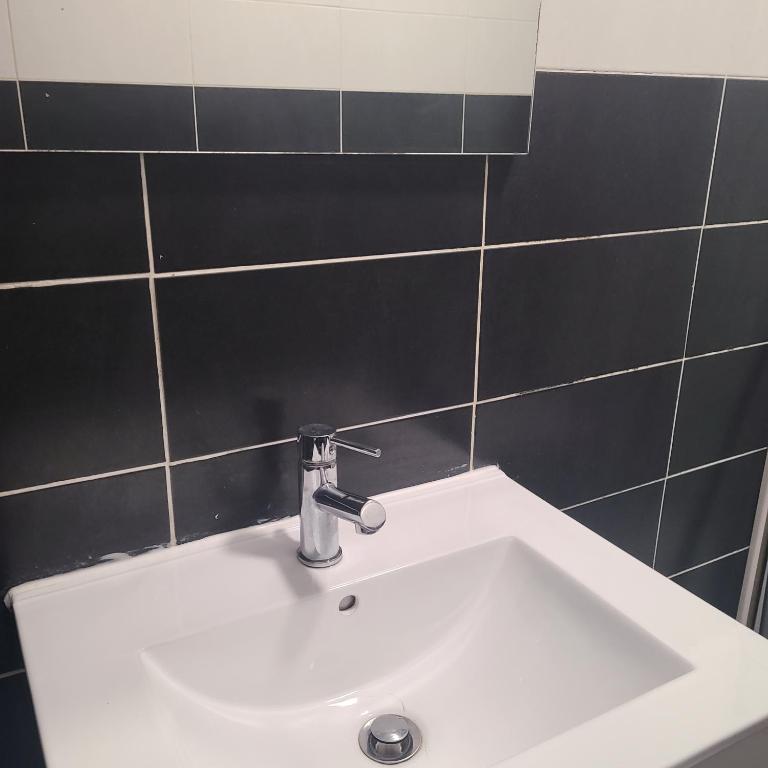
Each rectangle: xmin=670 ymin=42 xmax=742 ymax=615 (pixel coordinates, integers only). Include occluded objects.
xmin=9 ymin=0 xmax=193 ymax=84
xmin=0 ymin=0 xmax=15 ymax=80
xmin=10 ymin=467 xmax=768 ymax=767
xmin=537 ymin=0 xmax=768 ymax=78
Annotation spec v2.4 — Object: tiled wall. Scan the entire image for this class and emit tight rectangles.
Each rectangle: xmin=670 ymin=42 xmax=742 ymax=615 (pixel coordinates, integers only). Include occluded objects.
xmin=0 ymin=0 xmax=539 ymax=154
xmin=3 ymin=14 xmax=768 ymax=768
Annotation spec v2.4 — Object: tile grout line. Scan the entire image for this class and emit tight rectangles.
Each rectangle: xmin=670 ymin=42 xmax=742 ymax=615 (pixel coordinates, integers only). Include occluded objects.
xmin=689 ymin=340 xmax=768 ymax=360
xmin=2 ymin=218 xmax=768 ymax=293
xmin=335 ymin=402 xmax=473 ymax=436
xmin=191 ymin=85 xmax=200 ymax=152
xmin=5 ymin=0 xmax=28 ymax=149
xmin=526 ymin=3 xmax=542 ymax=154
xmin=561 ymin=477 xmax=665 ymax=512
xmin=477 ymin=358 xmax=684 ymax=407
xmin=0 ymin=463 xmax=166 ymax=499
xmin=704 ymin=219 xmax=768 ymax=230
xmin=667 ymin=446 xmax=768 ymax=479
xmin=0 ymin=403 xmax=477 ymax=496
xmin=0 ymin=272 xmax=151 ymax=291
xmin=140 ymin=154 xmax=177 ymax=546
xmin=669 ymin=546 xmax=751 ymax=580
xmin=152 ymin=248 xmax=480 ymax=278
xmin=171 ymin=438 xmax=297 ymax=467
xmin=0 ymin=425 xmax=759 ymax=505
xmin=469 ymin=156 xmax=489 ymax=470
xmin=0 ymin=148 xmax=527 ymax=157
xmin=536 ymin=67 xmax=743 ymax=80
xmin=172 ymin=402 xmax=477 ymax=468
xmin=651 ymin=77 xmax=728 ymax=570
xmin=185 ymin=0 xmax=199 ymax=152
xmin=484 ymin=225 xmax=703 ymax=251
xmin=0 ymin=668 xmax=25 ymax=681
xmin=562 ymin=445 xmax=768 ymax=513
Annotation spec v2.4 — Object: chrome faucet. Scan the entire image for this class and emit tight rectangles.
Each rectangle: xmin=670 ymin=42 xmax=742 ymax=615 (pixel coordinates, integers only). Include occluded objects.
xmin=297 ymin=424 xmax=386 ymax=568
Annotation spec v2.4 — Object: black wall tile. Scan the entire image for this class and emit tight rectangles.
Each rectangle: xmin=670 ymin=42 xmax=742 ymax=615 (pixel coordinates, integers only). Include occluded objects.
xmin=336 ymin=407 xmax=471 ymax=496
xmin=708 ymin=79 xmax=768 ymax=225
xmin=145 ymin=154 xmax=484 ymax=271
xmin=158 ymin=254 xmax=478 ymax=459
xmin=463 ymin=95 xmax=531 ymax=154
xmin=172 ymin=443 xmax=295 ymax=543
xmin=671 ymin=346 xmax=768 ymax=472
xmin=687 ymin=224 xmax=768 ymax=355
xmin=0 ymin=153 xmax=147 ymax=283
xmin=0 ymin=607 xmax=23 ymax=676
xmin=565 ymin=482 xmax=663 ymax=566
xmin=475 ymin=365 xmax=680 ymax=508
xmin=172 ymin=408 xmax=472 ymax=542
xmin=0 ymin=282 xmax=164 ymax=490
xmin=0 ymin=80 xmax=24 ymax=149
xmin=21 ymin=81 xmax=196 ymax=151
xmin=0 ymin=469 xmax=168 ymax=594
xmin=342 ymin=92 xmax=463 ymax=154
xmin=672 ymin=550 xmax=748 ymax=618
xmin=656 ymin=451 xmax=765 ymax=577
xmin=486 ymin=73 xmax=722 ymax=244
xmin=0 ymin=673 xmax=46 ymax=768
xmin=195 ymin=87 xmax=340 ymax=152
xmin=479 ymin=231 xmax=698 ymax=398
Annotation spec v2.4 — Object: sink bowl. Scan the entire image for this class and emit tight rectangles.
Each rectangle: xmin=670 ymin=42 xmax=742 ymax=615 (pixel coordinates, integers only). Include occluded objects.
xmin=9 ymin=467 xmax=768 ymax=767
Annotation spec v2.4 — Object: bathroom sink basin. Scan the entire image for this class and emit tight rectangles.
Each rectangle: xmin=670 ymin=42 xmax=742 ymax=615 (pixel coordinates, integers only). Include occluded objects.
xmin=9 ymin=467 xmax=768 ymax=767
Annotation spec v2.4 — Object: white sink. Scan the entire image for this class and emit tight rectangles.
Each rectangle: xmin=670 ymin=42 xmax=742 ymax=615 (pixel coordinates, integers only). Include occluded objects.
xmin=9 ymin=467 xmax=768 ymax=767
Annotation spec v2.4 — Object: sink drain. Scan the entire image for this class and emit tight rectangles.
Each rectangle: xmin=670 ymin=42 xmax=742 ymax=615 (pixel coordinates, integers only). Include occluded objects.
xmin=358 ymin=714 xmax=423 ymax=764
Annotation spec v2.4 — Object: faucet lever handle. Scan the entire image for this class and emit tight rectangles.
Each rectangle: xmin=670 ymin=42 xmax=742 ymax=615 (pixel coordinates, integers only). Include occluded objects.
xmin=331 ymin=436 xmax=382 ymax=458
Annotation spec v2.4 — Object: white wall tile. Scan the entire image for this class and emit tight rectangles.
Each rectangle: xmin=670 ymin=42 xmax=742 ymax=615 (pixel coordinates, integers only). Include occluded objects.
xmin=191 ymin=0 xmax=341 ymax=89
xmin=0 ymin=0 xmax=15 ymax=79
xmin=537 ymin=0 xmax=768 ymax=78
xmin=341 ymin=9 xmax=466 ymax=94
xmin=9 ymin=0 xmax=192 ymax=84
xmin=466 ymin=18 xmax=537 ymax=95
xmin=730 ymin=2 xmax=768 ymax=79
xmin=469 ymin=1 xmax=540 ymax=21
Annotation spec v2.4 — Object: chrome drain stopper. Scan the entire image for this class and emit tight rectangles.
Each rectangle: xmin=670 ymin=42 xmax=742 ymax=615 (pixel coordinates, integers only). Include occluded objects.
xmin=359 ymin=714 xmax=423 ymax=764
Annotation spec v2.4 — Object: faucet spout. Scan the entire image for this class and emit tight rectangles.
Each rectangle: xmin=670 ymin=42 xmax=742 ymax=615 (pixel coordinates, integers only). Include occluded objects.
xmin=313 ymin=483 xmax=386 ymax=535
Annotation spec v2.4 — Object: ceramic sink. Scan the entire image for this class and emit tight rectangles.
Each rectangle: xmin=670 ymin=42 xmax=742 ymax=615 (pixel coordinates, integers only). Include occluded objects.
xmin=9 ymin=467 xmax=768 ymax=767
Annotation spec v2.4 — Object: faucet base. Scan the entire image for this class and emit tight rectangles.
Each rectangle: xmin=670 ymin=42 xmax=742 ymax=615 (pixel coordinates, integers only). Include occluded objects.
xmin=297 ymin=546 xmax=343 ymax=569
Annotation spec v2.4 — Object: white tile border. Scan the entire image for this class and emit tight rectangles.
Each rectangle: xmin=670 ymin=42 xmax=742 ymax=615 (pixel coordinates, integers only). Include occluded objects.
xmin=651 ymin=79 xmax=728 ymax=570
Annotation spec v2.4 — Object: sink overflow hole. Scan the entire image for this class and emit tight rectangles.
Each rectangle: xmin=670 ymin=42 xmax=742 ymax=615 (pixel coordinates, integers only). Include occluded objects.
xmin=339 ymin=595 xmax=358 ymax=613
